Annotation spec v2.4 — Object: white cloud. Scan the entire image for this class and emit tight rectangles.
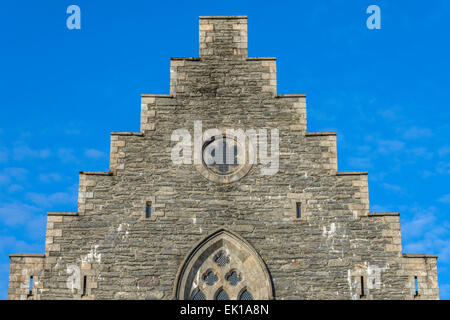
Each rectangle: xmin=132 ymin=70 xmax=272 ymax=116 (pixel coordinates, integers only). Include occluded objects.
xmin=371 ymin=204 xmax=392 ymax=212
xmin=382 ymin=182 xmax=403 ymax=193
xmin=421 ymin=170 xmax=435 ymax=178
xmin=378 ymin=109 xmax=398 ymax=120
xmin=378 ymin=106 xmax=403 ymax=121
xmin=0 ymin=202 xmax=40 ymax=227
xmin=84 ymin=148 xmax=106 ymax=159
xmin=440 ymin=284 xmax=450 ymax=300
xmin=348 ymin=157 xmax=372 ymax=168
xmin=65 ymin=128 xmax=81 ymax=135
xmin=0 ymin=174 xmax=9 ymax=185
xmin=438 ymin=146 xmax=450 ymax=157
xmin=13 ymin=146 xmax=50 ymax=161
xmin=3 ymin=167 xmax=27 ymax=180
xmin=368 ymin=172 xmax=387 ymax=182
xmin=0 ymin=148 xmax=7 ymax=163
xmin=403 ymin=126 xmax=433 ymax=139
xmin=377 ymin=139 xmax=405 ymax=154
xmin=438 ymin=194 xmax=450 ymax=204
xmin=39 ymin=173 xmax=62 ymax=183
xmin=26 ymin=192 xmax=76 ymax=207
xmin=406 ymin=147 xmax=433 ymax=159
xmin=402 ymin=206 xmax=450 ymax=263
xmin=403 ymin=211 xmax=436 ymax=239
xmin=0 ymin=236 xmax=43 ymax=254
xmin=436 ymin=162 xmax=450 ymax=175
xmin=0 ymin=167 xmax=28 ymax=185
xmin=57 ymin=148 xmax=76 ymax=163
xmin=404 ymin=241 xmax=429 ymax=252
xmin=8 ymin=184 xmax=24 ymax=193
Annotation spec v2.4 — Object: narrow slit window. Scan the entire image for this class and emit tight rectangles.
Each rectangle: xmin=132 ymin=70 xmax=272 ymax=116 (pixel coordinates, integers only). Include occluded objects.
xmin=296 ymin=202 xmax=302 ymax=219
xmin=28 ymin=276 xmax=33 ymax=296
xmin=146 ymin=202 xmax=152 ymax=218
xmin=82 ymin=276 xmax=87 ymax=296
xmin=414 ymin=276 xmax=419 ymax=297
xmin=360 ymin=276 xmax=365 ymax=298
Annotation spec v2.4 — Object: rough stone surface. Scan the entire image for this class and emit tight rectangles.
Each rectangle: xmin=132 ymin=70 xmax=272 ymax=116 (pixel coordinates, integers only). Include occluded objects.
xmin=8 ymin=16 xmax=439 ymax=300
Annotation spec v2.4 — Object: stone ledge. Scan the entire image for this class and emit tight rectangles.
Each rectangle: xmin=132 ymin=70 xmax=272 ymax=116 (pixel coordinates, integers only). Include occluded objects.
xmin=276 ymin=94 xmax=306 ymax=98
xmin=79 ymin=171 xmax=113 ymax=176
xmin=247 ymin=57 xmax=276 ymax=61
xmin=336 ymin=171 xmax=368 ymax=176
xmin=47 ymin=212 xmax=79 ymax=216
xmin=140 ymin=94 xmax=173 ymax=98
xmin=368 ymin=212 xmax=400 ymax=217
xmin=171 ymin=57 xmax=200 ymax=61
xmin=9 ymin=254 xmax=45 ymax=259
xmin=403 ymin=254 xmax=438 ymax=259
xmin=305 ymin=132 xmax=336 ymax=137
xmin=110 ymin=132 xmax=144 ymax=137
xmin=199 ymin=16 xmax=247 ymax=19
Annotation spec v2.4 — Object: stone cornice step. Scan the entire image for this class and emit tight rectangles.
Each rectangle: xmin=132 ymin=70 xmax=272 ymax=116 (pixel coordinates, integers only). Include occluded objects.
xmin=9 ymin=254 xmax=45 ymax=259
xmin=336 ymin=171 xmax=368 ymax=176
xmin=47 ymin=212 xmax=79 ymax=216
xmin=79 ymin=171 xmax=113 ymax=176
xmin=276 ymin=94 xmax=306 ymax=98
xmin=110 ymin=132 xmax=144 ymax=137
xmin=368 ymin=212 xmax=400 ymax=217
xmin=305 ymin=132 xmax=336 ymax=137
xmin=199 ymin=16 xmax=247 ymax=19
xmin=403 ymin=254 xmax=438 ymax=259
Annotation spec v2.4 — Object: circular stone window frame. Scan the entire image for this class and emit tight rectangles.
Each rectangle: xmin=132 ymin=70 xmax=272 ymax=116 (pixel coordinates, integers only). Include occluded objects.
xmin=195 ymin=128 xmax=255 ymax=184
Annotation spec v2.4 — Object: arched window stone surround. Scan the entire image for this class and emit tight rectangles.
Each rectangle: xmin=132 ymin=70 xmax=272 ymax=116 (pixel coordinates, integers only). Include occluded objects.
xmin=194 ymin=128 xmax=256 ymax=184
xmin=174 ymin=229 xmax=274 ymax=300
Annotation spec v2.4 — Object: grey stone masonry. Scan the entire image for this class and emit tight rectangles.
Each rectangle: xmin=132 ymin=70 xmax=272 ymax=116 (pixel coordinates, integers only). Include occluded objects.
xmin=8 ymin=16 xmax=439 ymax=300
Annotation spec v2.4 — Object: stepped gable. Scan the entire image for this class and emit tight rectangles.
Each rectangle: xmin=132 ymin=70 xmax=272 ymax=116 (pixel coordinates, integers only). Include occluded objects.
xmin=8 ymin=16 xmax=438 ymax=300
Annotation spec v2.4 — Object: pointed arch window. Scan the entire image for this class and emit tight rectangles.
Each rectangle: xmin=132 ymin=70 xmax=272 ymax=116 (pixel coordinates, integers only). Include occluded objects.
xmin=176 ymin=230 xmax=273 ymax=300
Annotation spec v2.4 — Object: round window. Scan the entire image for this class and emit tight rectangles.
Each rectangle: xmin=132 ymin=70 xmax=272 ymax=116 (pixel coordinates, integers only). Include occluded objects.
xmin=195 ymin=133 xmax=254 ymax=184
xmin=202 ymin=137 xmax=242 ymax=175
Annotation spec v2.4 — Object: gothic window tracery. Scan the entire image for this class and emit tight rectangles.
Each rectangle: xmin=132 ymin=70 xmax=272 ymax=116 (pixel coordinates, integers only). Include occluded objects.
xmin=203 ymin=271 xmax=218 ymax=286
xmin=176 ymin=230 xmax=273 ymax=300
xmin=189 ymin=250 xmax=251 ymax=300
xmin=213 ymin=250 xmax=230 ymax=267
xmin=226 ymin=271 xmax=242 ymax=286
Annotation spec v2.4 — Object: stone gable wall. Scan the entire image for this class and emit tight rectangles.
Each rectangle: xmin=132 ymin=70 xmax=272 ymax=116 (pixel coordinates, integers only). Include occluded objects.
xmin=8 ymin=16 xmax=439 ymax=300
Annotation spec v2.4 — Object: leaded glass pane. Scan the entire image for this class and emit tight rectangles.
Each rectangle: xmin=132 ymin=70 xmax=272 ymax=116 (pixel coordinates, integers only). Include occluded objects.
xmin=203 ymin=271 xmax=218 ymax=286
xmin=239 ymin=290 xmax=253 ymax=300
xmin=226 ymin=271 xmax=242 ymax=286
xmin=191 ymin=289 xmax=206 ymax=300
xmin=215 ymin=289 xmax=229 ymax=300
xmin=203 ymin=137 xmax=240 ymax=175
xmin=214 ymin=251 xmax=230 ymax=267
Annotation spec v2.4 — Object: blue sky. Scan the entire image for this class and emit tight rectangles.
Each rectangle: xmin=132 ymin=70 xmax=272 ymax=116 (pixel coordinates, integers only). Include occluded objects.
xmin=0 ymin=0 xmax=449 ymax=300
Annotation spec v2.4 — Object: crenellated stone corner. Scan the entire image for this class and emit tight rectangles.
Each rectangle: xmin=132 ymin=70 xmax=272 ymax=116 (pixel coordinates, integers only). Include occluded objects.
xmin=336 ymin=172 xmax=369 ymax=217
xmin=110 ymin=132 xmax=144 ymax=174
xmin=8 ymin=254 xmax=45 ymax=300
xmin=305 ymin=133 xmax=338 ymax=174
xmin=402 ymin=254 xmax=439 ymax=300
xmin=78 ymin=171 xmax=112 ymax=215
xmin=199 ymin=16 xmax=248 ymax=58
xmin=275 ymin=94 xmax=307 ymax=131
xmin=367 ymin=212 xmax=402 ymax=255
xmin=140 ymin=94 xmax=175 ymax=129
